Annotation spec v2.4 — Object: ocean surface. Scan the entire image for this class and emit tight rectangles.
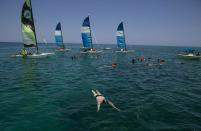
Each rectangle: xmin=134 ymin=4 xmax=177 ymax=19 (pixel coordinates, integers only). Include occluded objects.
xmin=0 ymin=42 xmax=201 ymax=131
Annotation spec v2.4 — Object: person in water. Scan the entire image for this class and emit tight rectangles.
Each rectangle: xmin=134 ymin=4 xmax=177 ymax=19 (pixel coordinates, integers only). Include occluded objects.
xmin=138 ymin=56 xmax=145 ymax=62
xmin=21 ymin=48 xmax=28 ymax=57
xmin=157 ymin=58 xmax=165 ymax=65
xmin=90 ymin=48 xmax=96 ymax=51
xmin=83 ymin=48 xmax=91 ymax=52
xmin=120 ymin=48 xmax=127 ymax=51
xmin=112 ymin=63 xmax=117 ymax=68
xmin=132 ymin=58 xmax=135 ymax=64
xmin=92 ymin=90 xmax=120 ymax=112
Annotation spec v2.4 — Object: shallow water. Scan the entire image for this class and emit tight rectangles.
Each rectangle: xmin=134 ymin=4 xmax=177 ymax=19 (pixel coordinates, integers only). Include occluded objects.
xmin=0 ymin=42 xmax=201 ymax=130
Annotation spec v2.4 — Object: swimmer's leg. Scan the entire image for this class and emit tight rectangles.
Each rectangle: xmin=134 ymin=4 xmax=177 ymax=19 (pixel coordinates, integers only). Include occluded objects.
xmin=95 ymin=90 xmax=102 ymax=95
xmin=92 ymin=90 xmax=97 ymax=97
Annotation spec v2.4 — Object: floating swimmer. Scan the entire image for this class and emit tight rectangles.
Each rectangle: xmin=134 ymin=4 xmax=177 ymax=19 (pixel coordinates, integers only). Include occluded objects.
xmin=92 ymin=90 xmax=120 ymax=112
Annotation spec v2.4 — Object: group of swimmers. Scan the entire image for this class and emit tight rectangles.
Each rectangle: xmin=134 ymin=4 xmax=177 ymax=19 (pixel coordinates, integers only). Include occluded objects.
xmin=131 ymin=56 xmax=165 ymax=65
xmin=92 ymin=58 xmax=167 ymax=112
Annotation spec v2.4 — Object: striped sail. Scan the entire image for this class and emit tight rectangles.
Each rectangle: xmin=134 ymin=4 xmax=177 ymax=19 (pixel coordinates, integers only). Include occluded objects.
xmin=116 ymin=22 xmax=126 ymax=49
xmin=81 ymin=16 xmax=93 ymax=49
xmin=55 ymin=22 xmax=64 ymax=48
xmin=21 ymin=0 xmax=37 ymax=49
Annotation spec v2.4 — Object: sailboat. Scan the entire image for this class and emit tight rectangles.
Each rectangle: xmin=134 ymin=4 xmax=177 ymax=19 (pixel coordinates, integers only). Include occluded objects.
xmin=55 ymin=22 xmax=64 ymax=51
xmin=13 ymin=0 xmax=54 ymax=58
xmin=81 ymin=16 xmax=101 ymax=53
xmin=116 ymin=22 xmax=133 ymax=53
xmin=55 ymin=22 xmax=70 ymax=52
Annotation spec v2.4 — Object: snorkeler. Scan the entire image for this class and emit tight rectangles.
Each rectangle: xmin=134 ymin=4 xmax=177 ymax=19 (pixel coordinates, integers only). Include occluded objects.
xmin=92 ymin=90 xmax=120 ymax=112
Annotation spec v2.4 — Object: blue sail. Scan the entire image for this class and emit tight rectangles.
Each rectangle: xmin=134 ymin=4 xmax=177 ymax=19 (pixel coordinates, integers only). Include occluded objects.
xmin=81 ymin=16 xmax=93 ymax=48
xmin=116 ymin=22 xmax=126 ymax=49
xmin=55 ymin=22 xmax=64 ymax=48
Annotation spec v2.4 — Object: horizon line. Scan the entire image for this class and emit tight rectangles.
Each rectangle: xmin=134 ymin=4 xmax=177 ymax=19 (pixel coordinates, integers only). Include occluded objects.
xmin=0 ymin=42 xmax=201 ymax=48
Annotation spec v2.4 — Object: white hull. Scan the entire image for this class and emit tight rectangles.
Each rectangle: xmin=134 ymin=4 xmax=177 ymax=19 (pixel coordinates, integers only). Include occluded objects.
xmin=55 ymin=48 xmax=71 ymax=52
xmin=116 ymin=50 xmax=134 ymax=53
xmin=80 ymin=50 xmax=102 ymax=54
xmin=11 ymin=52 xmax=55 ymax=58
xmin=178 ymin=54 xmax=201 ymax=60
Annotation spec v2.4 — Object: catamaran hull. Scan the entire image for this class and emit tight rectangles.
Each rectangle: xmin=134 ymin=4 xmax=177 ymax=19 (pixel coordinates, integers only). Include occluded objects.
xmin=80 ymin=50 xmax=102 ymax=54
xmin=55 ymin=49 xmax=71 ymax=52
xmin=116 ymin=50 xmax=134 ymax=53
xmin=11 ymin=53 xmax=55 ymax=58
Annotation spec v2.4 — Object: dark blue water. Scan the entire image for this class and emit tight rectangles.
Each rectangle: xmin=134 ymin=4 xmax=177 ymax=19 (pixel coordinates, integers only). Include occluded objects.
xmin=0 ymin=42 xmax=201 ymax=131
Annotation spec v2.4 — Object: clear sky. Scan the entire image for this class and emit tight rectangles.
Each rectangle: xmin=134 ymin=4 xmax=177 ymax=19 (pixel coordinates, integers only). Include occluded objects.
xmin=0 ymin=0 xmax=201 ymax=46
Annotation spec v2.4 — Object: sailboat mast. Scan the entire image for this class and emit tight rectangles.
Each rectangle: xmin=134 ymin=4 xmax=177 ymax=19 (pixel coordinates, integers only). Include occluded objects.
xmin=90 ymin=28 xmax=93 ymax=49
xmin=89 ymin=16 xmax=93 ymax=49
xmin=29 ymin=0 xmax=39 ymax=53
xmin=60 ymin=23 xmax=64 ymax=48
xmin=122 ymin=22 xmax=127 ymax=50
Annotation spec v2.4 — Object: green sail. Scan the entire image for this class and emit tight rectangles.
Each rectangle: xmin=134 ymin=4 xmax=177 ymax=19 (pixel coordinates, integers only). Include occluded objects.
xmin=21 ymin=0 xmax=37 ymax=48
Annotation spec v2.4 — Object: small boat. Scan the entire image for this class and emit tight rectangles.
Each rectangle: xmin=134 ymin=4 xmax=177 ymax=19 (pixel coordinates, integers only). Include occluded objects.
xmin=178 ymin=48 xmax=201 ymax=60
xmin=13 ymin=0 xmax=54 ymax=58
xmin=178 ymin=54 xmax=201 ymax=60
xmin=55 ymin=22 xmax=71 ymax=52
xmin=116 ymin=22 xmax=133 ymax=53
xmin=81 ymin=16 xmax=101 ymax=53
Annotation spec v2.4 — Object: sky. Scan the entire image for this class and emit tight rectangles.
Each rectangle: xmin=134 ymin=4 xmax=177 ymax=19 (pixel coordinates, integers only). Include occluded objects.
xmin=0 ymin=0 xmax=201 ymax=46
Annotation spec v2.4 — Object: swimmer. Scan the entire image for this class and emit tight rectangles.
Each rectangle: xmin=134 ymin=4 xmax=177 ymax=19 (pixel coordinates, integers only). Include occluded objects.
xmin=92 ymin=90 xmax=120 ymax=112
xmin=132 ymin=58 xmax=135 ymax=64
xmin=112 ymin=63 xmax=117 ymax=68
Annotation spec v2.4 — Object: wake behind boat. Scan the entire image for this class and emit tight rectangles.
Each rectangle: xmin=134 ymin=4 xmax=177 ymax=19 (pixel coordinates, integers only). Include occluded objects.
xmin=12 ymin=0 xmax=54 ymax=58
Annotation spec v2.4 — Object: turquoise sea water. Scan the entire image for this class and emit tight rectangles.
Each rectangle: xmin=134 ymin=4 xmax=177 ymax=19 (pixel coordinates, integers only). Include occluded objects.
xmin=0 ymin=42 xmax=201 ymax=131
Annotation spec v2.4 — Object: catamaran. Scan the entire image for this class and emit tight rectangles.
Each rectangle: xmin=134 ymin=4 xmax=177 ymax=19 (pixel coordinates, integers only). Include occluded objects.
xmin=55 ymin=22 xmax=65 ymax=51
xmin=55 ymin=22 xmax=70 ymax=52
xmin=81 ymin=16 xmax=101 ymax=53
xmin=13 ymin=0 xmax=54 ymax=58
xmin=116 ymin=22 xmax=133 ymax=53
